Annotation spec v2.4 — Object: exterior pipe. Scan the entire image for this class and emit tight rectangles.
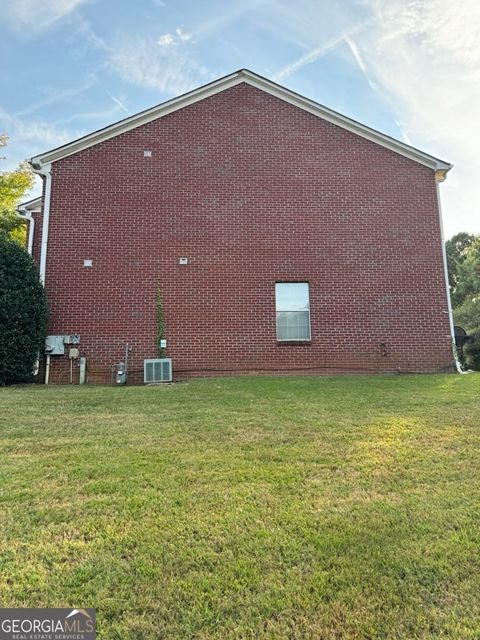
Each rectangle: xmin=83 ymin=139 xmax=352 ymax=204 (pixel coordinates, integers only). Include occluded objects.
xmin=79 ymin=357 xmax=87 ymax=384
xmin=32 ymin=163 xmax=52 ymax=284
xmin=16 ymin=204 xmax=35 ymax=255
xmin=27 ymin=163 xmax=52 ymax=383
xmin=435 ymin=177 xmax=471 ymax=374
xmin=45 ymin=354 xmax=51 ymax=385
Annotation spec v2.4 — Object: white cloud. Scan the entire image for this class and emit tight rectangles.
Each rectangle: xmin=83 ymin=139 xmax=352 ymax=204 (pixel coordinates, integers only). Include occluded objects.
xmin=54 ymin=106 xmax=124 ymax=126
xmin=158 ymin=33 xmax=175 ymax=46
xmin=192 ymin=0 xmax=266 ymax=39
xmin=348 ymin=0 xmax=480 ymax=237
xmin=105 ymin=91 xmax=129 ymax=114
xmin=14 ymin=81 xmax=94 ymax=118
xmin=176 ymin=28 xmax=191 ymax=42
xmin=3 ymin=0 xmax=90 ymax=33
xmin=273 ymin=22 xmax=370 ymax=81
xmin=273 ymin=35 xmax=346 ymax=81
xmin=109 ymin=36 xmax=213 ymax=96
xmin=343 ymin=35 xmax=383 ymax=98
xmin=73 ymin=13 xmax=109 ymax=51
xmin=158 ymin=28 xmax=191 ymax=46
xmin=0 ymin=106 xmax=81 ymax=150
xmin=0 ymin=106 xmax=86 ymax=198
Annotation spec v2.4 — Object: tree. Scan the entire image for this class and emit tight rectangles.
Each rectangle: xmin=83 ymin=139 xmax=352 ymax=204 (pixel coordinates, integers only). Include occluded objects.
xmin=0 ymin=238 xmax=48 ymax=385
xmin=446 ymin=233 xmax=480 ymax=370
xmin=0 ymin=134 xmax=35 ymax=245
xmin=445 ymin=232 xmax=476 ymax=307
xmin=454 ymin=236 xmax=480 ymax=309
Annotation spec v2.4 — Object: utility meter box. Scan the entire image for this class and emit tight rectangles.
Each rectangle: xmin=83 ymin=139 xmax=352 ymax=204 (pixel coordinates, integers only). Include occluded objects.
xmin=64 ymin=334 xmax=80 ymax=344
xmin=116 ymin=362 xmax=127 ymax=385
xmin=45 ymin=335 xmax=65 ymax=355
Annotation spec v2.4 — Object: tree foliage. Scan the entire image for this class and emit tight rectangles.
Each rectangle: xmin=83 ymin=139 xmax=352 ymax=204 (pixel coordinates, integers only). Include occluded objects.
xmin=0 ymin=238 xmax=48 ymax=385
xmin=446 ymin=233 xmax=480 ymax=370
xmin=0 ymin=134 xmax=35 ymax=245
xmin=445 ymin=232 xmax=476 ymax=307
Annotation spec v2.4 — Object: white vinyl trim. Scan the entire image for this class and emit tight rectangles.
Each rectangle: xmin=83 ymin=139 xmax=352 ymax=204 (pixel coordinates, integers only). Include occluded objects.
xmin=16 ymin=197 xmax=41 ymax=255
xmin=30 ymin=69 xmax=452 ymax=174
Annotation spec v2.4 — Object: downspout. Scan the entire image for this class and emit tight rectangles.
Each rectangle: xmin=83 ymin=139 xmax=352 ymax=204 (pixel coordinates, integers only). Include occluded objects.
xmin=16 ymin=204 xmax=35 ymax=255
xmin=435 ymin=169 xmax=470 ymax=374
xmin=31 ymin=162 xmax=52 ymax=382
xmin=32 ymin=162 xmax=52 ymax=284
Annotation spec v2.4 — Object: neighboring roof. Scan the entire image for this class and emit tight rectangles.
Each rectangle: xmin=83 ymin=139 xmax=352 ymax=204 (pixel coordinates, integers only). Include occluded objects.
xmin=30 ymin=69 xmax=452 ymax=174
xmin=16 ymin=196 xmax=42 ymax=213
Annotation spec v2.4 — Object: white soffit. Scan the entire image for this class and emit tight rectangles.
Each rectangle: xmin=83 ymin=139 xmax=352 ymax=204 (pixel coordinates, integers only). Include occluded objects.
xmin=30 ymin=69 xmax=452 ymax=173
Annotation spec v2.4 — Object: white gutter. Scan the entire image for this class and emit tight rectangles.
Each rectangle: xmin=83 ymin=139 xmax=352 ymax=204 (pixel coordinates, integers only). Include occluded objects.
xmin=32 ymin=163 xmax=52 ymax=284
xmin=16 ymin=204 xmax=35 ymax=255
xmin=435 ymin=175 xmax=470 ymax=374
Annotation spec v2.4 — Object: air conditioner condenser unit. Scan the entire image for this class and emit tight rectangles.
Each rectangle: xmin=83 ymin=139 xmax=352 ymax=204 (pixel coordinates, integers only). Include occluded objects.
xmin=144 ymin=358 xmax=172 ymax=383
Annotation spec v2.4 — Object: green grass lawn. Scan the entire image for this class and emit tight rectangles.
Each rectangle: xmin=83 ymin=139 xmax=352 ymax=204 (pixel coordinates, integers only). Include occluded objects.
xmin=1 ymin=374 xmax=479 ymax=639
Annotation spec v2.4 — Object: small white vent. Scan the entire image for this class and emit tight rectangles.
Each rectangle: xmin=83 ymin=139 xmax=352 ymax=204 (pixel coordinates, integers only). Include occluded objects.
xmin=144 ymin=358 xmax=172 ymax=383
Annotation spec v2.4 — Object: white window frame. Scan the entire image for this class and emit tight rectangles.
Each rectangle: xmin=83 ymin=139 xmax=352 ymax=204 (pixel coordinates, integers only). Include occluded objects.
xmin=275 ymin=282 xmax=311 ymax=342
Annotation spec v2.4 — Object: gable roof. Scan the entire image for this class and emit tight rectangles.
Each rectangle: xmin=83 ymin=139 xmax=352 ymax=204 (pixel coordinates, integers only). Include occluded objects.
xmin=30 ymin=69 xmax=452 ymax=175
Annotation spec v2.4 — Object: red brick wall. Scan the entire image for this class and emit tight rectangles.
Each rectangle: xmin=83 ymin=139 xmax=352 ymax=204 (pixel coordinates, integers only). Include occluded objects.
xmin=41 ymin=82 xmax=453 ymax=383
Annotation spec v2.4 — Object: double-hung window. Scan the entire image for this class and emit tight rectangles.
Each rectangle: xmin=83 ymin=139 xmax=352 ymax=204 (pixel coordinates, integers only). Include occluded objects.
xmin=275 ymin=282 xmax=311 ymax=341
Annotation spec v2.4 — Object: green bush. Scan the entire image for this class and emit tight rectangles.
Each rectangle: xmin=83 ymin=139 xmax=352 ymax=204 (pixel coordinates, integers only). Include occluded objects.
xmin=0 ymin=239 xmax=48 ymax=385
xmin=463 ymin=333 xmax=480 ymax=371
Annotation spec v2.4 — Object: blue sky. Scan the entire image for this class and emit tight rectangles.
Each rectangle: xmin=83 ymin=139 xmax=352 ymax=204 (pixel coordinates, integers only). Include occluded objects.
xmin=1 ymin=0 xmax=479 ymax=238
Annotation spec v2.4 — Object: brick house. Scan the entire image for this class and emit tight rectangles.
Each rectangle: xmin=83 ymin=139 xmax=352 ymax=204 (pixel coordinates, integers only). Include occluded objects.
xmin=19 ymin=69 xmax=456 ymax=383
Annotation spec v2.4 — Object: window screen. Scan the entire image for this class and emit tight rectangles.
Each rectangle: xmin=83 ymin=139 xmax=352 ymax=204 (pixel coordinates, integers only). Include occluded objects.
xmin=275 ymin=282 xmax=311 ymax=341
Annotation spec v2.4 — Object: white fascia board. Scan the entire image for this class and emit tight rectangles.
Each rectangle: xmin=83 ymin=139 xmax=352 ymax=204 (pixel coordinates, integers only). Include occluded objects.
xmin=30 ymin=69 xmax=452 ymax=174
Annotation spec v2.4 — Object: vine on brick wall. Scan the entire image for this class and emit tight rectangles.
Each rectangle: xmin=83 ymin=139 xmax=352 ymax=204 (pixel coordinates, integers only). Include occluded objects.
xmin=156 ymin=282 xmax=166 ymax=358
